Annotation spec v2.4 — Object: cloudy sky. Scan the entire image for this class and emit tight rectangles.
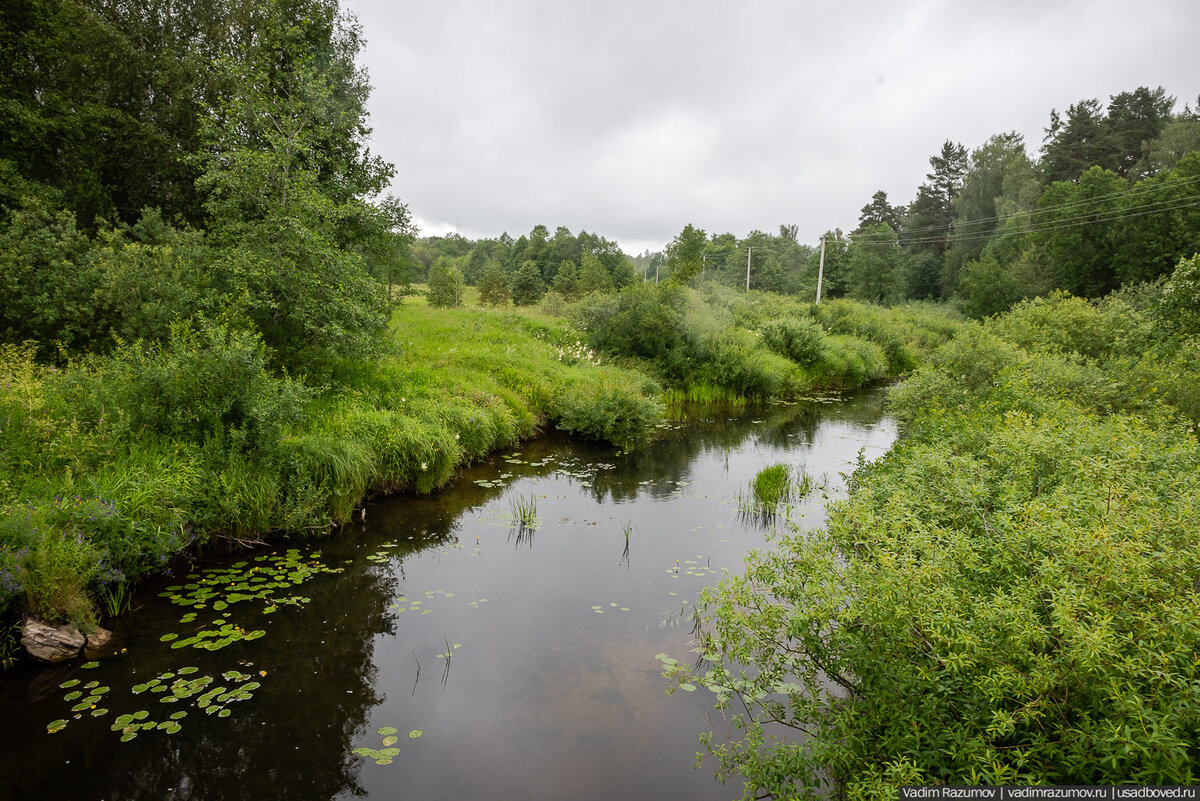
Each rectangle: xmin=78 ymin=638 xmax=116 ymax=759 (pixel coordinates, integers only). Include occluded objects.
xmin=343 ymin=0 xmax=1199 ymax=255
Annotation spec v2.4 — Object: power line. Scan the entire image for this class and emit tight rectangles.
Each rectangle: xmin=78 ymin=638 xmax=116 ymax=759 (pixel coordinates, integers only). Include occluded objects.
xmin=852 ymin=173 xmax=1200 ymax=242
xmin=852 ymin=192 xmax=1200 ymax=247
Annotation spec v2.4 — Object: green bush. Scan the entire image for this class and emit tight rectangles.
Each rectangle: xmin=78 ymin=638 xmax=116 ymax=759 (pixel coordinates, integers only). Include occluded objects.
xmin=759 ymin=317 xmax=827 ymax=366
xmin=675 ymin=289 xmax=1200 ymax=798
xmin=63 ymin=322 xmax=309 ymax=454
xmin=427 ymin=259 xmax=466 ymax=308
xmin=573 ymin=282 xmax=689 ymax=365
xmin=552 ymin=370 xmax=664 ymax=450
xmin=695 ymin=329 xmax=795 ymax=398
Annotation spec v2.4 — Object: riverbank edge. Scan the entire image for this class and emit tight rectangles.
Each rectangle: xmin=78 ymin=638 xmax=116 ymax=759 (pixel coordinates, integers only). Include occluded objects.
xmin=1 ymin=297 xmax=963 ymax=666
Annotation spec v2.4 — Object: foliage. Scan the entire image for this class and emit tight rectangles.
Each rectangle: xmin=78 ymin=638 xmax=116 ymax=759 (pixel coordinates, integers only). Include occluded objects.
xmin=671 ymin=289 xmax=1200 ymax=797
xmin=477 ymin=260 xmax=510 ymax=307
xmin=758 ymin=317 xmax=827 ymax=367
xmin=426 ymin=259 xmax=466 ymax=308
xmin=510 ymin=260 xmax=546 ymax=306
xmin=192 ymin=0 xmax=399 ymax=375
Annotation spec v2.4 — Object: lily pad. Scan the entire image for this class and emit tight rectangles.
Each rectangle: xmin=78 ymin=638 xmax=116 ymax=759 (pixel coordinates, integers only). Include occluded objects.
xmin=80 ymin=661 xmax=99 ymax=669
xmin=46 ymin=719 xmax=68 ymax=733
xmin=408 ymin=729 xmax=423 ymax=739
xmin=59 ymin=679 xmax=80 ymax=689
xmin=377 ymin=726 xmax=397 ymax=736
xmin=382 ymin=735 xmax=398 ymax=747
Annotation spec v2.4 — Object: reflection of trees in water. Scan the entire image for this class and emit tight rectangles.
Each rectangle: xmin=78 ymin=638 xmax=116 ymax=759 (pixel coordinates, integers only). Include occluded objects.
xmin=0 ymin=389 xmax=890 ymax=800
xmin=0 ymin=553 xmax=399 ymax=800
xmin=360 ymin=388 xmax=887 ymax=531
xmin=577 ymin=391 xmax=885 ymax=504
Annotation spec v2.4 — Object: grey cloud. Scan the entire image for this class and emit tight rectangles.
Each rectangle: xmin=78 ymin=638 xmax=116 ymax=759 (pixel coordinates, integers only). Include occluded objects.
xmin=348 ymin=0 xmax=1200 ymax=252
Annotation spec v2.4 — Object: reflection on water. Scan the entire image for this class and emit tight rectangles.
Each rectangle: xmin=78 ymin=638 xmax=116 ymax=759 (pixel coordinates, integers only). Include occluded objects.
xmin=0 ymin=390 xmax=894 ymax=801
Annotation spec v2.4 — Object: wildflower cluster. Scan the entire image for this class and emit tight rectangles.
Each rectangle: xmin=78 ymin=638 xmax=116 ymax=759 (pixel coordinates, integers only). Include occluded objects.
xmin=552 ymin=340 xmax=602 ymax=367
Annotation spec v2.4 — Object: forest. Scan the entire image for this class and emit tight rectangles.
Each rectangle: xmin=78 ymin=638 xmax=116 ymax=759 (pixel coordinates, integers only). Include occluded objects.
xmin=2 ymin=0 xmax=1199 ymax=798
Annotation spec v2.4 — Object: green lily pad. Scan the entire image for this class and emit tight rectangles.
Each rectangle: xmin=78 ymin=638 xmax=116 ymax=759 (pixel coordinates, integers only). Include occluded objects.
xmin=160 ymin=633 xmax=178 ymax=642
xmin=377 ymin=726 xmax=397 ymax=736
xmin=64 ymin=691 xmax=82 ymax=701
xmin=80 ymin=661 xmax=99 ymax=669
xmin=382 ymin=735 xmax=398 ymax=747
xmin=408 ymin=729 xmax=423 ymax=739
xmin=59 ymin=679 xmax=80 ymax=689
xmin=46 ymin=719 xmax=68 ymax=733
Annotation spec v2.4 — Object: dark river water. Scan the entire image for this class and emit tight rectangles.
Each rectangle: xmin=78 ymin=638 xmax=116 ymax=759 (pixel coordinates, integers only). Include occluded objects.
xmin=0 ymin=390 xmax=894 ymax=801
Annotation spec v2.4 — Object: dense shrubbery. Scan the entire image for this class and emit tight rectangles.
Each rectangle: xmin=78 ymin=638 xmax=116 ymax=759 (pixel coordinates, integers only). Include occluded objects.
xmin=571 ymin=282 xmax=960 ymax=398
xmin=672 ymin=258 xmax=1200 ymax=798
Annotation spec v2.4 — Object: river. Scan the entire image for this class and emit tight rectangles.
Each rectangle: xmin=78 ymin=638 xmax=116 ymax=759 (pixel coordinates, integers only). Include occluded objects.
xmin=0 ymin=389 xmax=895 ymax=801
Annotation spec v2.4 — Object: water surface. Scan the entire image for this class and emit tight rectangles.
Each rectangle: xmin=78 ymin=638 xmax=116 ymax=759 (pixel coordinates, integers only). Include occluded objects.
xmin=0 ymin=390 xmax=895 ymax=801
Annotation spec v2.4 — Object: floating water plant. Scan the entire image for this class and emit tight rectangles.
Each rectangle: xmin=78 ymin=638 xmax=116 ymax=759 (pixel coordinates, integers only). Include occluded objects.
xmin=353 ymin=725 xmax=419 ymax=765
xmin=159 ymin=549 xmax=342 ymax=614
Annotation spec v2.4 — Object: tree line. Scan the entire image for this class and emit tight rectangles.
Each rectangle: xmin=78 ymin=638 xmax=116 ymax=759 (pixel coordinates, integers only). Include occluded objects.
xmin=0 ymin=0 xmax=413 ymax=376
xmin=643 ymin=86 xmax=1200 ymax=315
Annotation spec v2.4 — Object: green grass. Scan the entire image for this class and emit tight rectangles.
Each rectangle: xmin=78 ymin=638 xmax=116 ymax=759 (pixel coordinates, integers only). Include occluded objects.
xmin=0 ymin=288 xmax=957 ymax=653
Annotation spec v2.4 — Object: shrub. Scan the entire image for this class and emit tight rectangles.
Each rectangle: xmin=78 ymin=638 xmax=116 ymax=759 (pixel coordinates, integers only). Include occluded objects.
xmin=551 ymin=370 xmax=663 ymax=450
xmin=427 ymin=259 xmax=466 ymax=308
xmin=62 ymin=321 xmax=310 ymax=455
xmin=477 ymin=261 xmax=510 ymax=307
xmin=759 ymin=317 xmax=827 ymax=366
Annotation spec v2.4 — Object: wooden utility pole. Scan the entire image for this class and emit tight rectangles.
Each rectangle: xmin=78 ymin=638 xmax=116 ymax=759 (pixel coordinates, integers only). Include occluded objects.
xmin=745 ymin=246 xmax=752 ymax=291
xmin=815 ymin=237 xmax=826 ymax=304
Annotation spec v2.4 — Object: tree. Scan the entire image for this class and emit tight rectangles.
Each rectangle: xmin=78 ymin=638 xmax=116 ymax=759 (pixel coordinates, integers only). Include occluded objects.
xmin=847 ymin=223 xmax=902 ymax=303
xmin=193 ymin=0 xmax=398 ymax=374
xmin=1135 ymin=118 xmax=1200 ymax=177
xmin=577 ymin=252 xmax=614 ymax=295
xmin=944 ymin=133 xmax=1034 ymax=277
xmin=1033 ymin=166 xmax=1126 ymax=297
xmin=857 ymin=190 xmax=904 ymax=231
xmin=903 ymin=141 xmax=967 ymax=296
xmin=665 ymin=223 xmax=707 ymax=284
xmin=551 ymin=259 xmax=580 ymax=299
xmin=510 ymin=260 xmax=546 ymax=306
xmin=426 ymin=258 xmax=465 ymax=307
xmin=1041 ymin=98 xmax=1110 ymax=184
xmin=477 ymin=260 xmax=510 ymax=307
xmin=1103 ymin=86 xmax=1174 ymax=178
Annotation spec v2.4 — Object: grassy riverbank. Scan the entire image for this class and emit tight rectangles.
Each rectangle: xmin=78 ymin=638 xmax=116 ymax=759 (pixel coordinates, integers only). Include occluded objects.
xmin=0 ymin=290 xmax=960 ymax=660
xmin=679 ymin=265 xmax=1200 ymax=796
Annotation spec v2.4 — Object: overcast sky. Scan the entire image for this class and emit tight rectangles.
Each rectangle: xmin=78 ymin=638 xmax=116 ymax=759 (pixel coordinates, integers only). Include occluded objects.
xmin=343 ymin=0 xmax=1200 ymax=255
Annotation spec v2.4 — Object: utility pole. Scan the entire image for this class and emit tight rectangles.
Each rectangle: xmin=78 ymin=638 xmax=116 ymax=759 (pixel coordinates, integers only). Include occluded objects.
xmin=745 ymin=246 xmax=752 ymax=291
xmin=815 ymin=236 xmax=826 ymax=304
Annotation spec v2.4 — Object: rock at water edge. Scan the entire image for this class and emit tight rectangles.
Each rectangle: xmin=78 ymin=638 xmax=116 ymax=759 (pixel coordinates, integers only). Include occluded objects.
xmin=21 ymin=619 xmax=85 ymax=663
